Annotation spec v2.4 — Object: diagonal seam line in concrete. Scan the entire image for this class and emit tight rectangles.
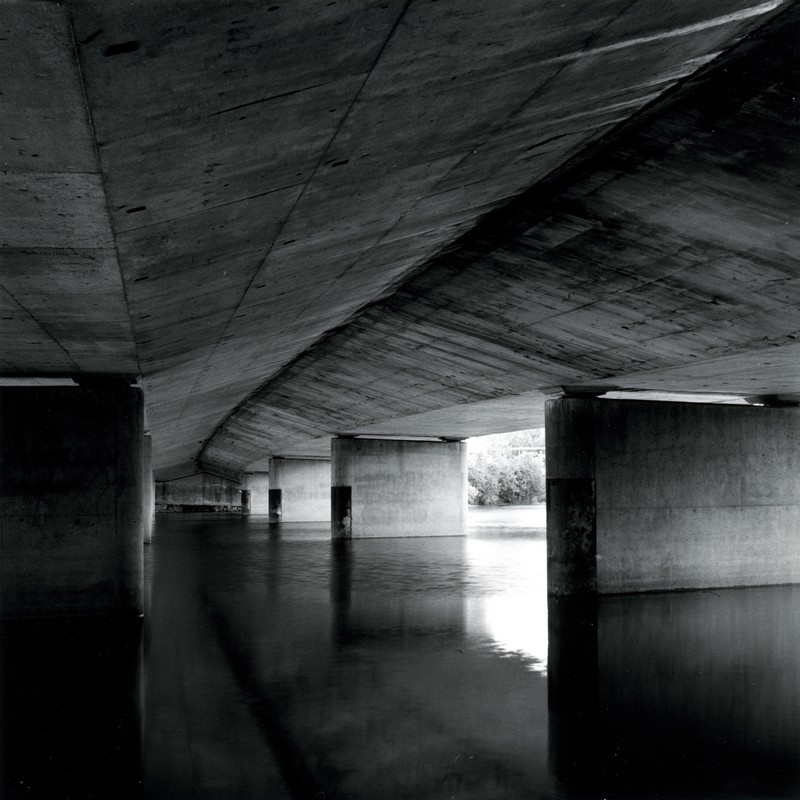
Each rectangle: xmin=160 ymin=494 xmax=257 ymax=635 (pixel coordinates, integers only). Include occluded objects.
xmin=67 ymin=4 xmax=141 ymax=376
xmin=191 ymin=0 xmax=414 ymax=465
xmin=0 ymin=280 xmax=80 ymax=372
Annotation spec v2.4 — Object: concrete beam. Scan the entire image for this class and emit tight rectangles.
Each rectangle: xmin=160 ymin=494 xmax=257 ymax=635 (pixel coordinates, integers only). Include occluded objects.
xmin=546 ymin=398 xmax=800 ymax=594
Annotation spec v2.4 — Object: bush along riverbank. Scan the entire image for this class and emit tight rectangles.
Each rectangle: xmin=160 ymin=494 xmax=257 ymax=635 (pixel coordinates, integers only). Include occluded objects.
xmin=468 ymin=429 xmax=545 ymax=506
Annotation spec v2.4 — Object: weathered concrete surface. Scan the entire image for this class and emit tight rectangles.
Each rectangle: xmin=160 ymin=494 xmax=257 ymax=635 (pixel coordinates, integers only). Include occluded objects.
xmin=3 ymin=1 xmax=798 ymax=476
xmin=546 ymin=402 xmax=597 ymax=595
xmin=198 ymin=3 xmax=800 ymax=472
xmin=331 ymin=438 xmax=467 ymax=538
xmin=242 ymin=472 xmax=270 ymax=515
xmin=269 ymin=458 xmax=330 ymax=523
xmin=0 ymin=1 xmax=137 ymax=376
xmin=155 ymin=473 xmax=241 ymax=511
xmin=547 ymin=398 xmax=800 ymax=594
xmin=0 ymin=386 xmax=144 ymax=617
xmin=142 ymin=433 xmax=154 ymax=544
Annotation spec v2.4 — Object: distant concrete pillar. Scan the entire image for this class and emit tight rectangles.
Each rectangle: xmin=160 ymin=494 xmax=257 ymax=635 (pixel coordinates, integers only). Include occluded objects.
xmin=268 ymin=458 xmax=330 ymax=522
xmin=240 ymin=489 xmax=251 ymax=513
xmin=331 ymin=437 xmax=467 ymax=539
xmin=155 ymin=472 xmax=240 ymax=511
xmin=242 ymin=471 xmax=270 ymax=514
xmin=0 ymin=384 xmax=144 ymax=617
xmin=142 ymin=433 xmax=154 ymax=544
xmin=546 ymin=398 xmax=800 ymax=594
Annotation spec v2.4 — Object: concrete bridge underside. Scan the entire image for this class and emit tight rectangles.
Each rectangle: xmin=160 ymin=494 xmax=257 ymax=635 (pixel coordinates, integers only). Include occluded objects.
xmin=3 ymin=0 xmax=799 ymax=480
xmin=4 ymin=0 xmax=800 ymax=614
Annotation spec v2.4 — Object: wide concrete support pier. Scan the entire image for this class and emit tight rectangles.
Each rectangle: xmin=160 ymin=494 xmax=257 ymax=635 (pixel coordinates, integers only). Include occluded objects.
xmin=0 ymin=385 xmax=145 ymax=617
xmin=269 ymin=458 xmax=330 ymax=522
xmin=142 ymin=433 xmax=154 ymax=544
xmin=547 ymin=398 xmax=800 ymax=595
xmin=242 ymin=471 xmax=270 ymax=514
xmin=155 ymin=472 xmax=241 ymax=511
xmin=331 ymin=437 xmax=467 ymax=539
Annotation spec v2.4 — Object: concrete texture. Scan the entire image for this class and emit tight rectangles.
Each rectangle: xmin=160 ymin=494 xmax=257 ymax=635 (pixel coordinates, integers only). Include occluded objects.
xmin=142 ymin=433 xmax=154 ymax=544
xmin=155 ymin=473 xmax=241 ymax=511
xmin=4 ymin=0 xmax=796 ymax=478
xmin=0 ymin=385 xmax=144 ymax=617
xmin=547 ymin=398 xmax=800 ymax=594
xmin=331 ymin=438 xmax=467 ymax=538
xmin=0 ymin=1 xmax=137 ymax=376
xmin=199 ymin=2 xmax=800 ymax=473
xmin=545 ymin=402 xmax=597 ymax=595
xmin=268 ymin=459 xmax=330 ymax=523
xmin=243 ymin=472 xmax=270 ymax=515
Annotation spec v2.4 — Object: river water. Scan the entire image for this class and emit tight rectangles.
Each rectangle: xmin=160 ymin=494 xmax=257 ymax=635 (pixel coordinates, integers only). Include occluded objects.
xmin=4 ymin=504 xmax=800 ymax=799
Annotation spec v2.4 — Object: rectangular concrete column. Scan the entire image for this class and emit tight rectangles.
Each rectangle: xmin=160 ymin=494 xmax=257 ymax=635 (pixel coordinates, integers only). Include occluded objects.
xmin=143 ymin=433 xmax=154 ymax=544
xmin=331 ymin=437 xmax=467 ymax=539
xmin=155 ymin=472 xmax=241 ymax=511
xmin=269 ymin=458 xmax=330 ymax=522
xmin=546 ymin=399 xmax=598 ymax=595
xmin=546 ymin=398 xmax=800 ymax=594
xmin=242 ymin=471 xmax=270 ymax=514
xmin=0 ymin=384 xmax=145 ymax=617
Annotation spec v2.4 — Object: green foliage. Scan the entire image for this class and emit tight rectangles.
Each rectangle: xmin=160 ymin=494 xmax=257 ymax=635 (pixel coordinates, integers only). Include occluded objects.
xmin=468 ymin=429 xmax=545 ymax=506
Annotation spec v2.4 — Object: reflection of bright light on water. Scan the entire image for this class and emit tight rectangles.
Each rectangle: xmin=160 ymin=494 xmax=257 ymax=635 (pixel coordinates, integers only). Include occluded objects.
xmin=465 ymin=535 xmax=549 ymax=674
xmin=469 ymin=594 xmax=549 ymax=674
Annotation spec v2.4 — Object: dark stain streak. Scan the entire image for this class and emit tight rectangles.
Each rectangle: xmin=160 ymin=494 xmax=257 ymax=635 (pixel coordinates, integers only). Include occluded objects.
xmin=126 ymin=206 xmax=147 ymax=214
xmin=103 ymin=40 xmax=140 ymax=57
xmin=208 ymin=81 xmax=330 ymax=117
xmin=527 ymin=132 xmax=570 ymax=152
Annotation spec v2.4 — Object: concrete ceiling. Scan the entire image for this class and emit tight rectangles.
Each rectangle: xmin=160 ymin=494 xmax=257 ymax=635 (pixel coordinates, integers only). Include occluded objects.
xmin=1 ymin=0 xmax=797 ymax=477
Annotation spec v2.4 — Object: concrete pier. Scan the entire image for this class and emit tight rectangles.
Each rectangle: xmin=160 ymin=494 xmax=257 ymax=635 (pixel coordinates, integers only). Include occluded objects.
xmin=331 ymin=437 xmax=467 ymax=539
xmin=242 ymin=472 xmax=270 ymax=514
xmin=268 ymin=458 xmax=330 ymax=522
xmin=143 ymin=433 xmax=154 ymax=544
xmin=155 ymin=472 xmax=241 ymax=511
xmin=0 ymin=385 xmax=145 ymax=618
xmin=546 ymin=398 xmax=800 ymax=595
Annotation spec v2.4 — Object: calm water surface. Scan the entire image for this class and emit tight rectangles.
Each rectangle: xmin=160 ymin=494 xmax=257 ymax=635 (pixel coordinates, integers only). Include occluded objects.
xmin=145 ymin=506 xmax=550 ymax=800
xmin=4 ymin=504 xmax=800 ymax=799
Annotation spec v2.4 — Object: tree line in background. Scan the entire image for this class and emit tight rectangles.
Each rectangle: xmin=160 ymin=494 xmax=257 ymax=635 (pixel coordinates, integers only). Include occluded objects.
xmin=468 ymin=429 xmax=545 ymax=505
